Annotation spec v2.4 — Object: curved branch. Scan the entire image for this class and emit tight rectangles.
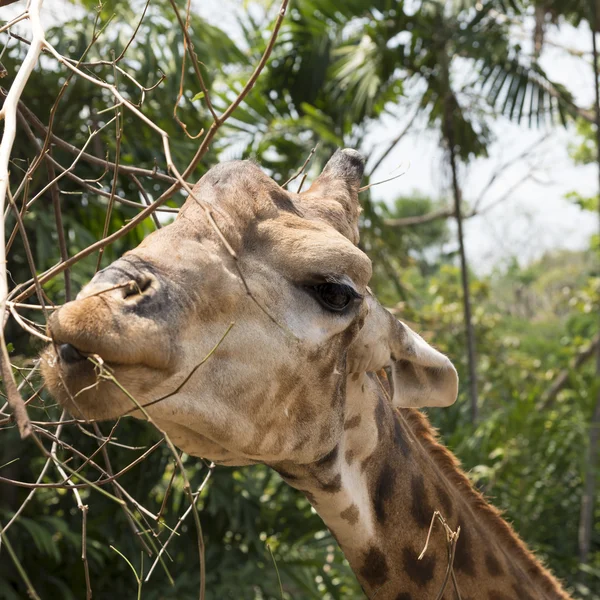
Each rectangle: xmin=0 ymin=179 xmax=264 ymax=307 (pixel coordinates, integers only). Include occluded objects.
xmin=367 ymin=105 xmax=420 ymax=177
xmin=0 ymin=0 xmax=45 ymax=439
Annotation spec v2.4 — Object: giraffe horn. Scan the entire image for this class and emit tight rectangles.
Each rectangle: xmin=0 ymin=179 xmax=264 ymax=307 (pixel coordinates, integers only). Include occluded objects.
xmin=299 ymin=148 xmax=365 ymax=244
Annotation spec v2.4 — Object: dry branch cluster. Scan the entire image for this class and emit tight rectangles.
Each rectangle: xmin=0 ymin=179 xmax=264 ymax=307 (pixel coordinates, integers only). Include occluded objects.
xmin=0 ymin=1 xmax=288 ymax=597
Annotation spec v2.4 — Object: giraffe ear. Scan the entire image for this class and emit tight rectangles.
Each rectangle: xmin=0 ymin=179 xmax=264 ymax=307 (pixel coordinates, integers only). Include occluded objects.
xmin=348 ymin=297 xmax=458 ymax=408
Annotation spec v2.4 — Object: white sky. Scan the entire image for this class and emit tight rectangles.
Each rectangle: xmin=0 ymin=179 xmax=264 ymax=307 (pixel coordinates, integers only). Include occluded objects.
xmin=3 ymin=1 xmax=597 ymax=273
xmin=364 ymin=19 xmax=598 ymax=273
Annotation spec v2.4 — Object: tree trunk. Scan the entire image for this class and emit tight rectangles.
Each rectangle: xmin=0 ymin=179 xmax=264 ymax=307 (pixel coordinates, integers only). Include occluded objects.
xmin=579 ymin=4 xmax=600 ymax=569
xmin=447 ymin=134 xmax=479 ymax=424
xmin=439 ymin=44 xmax=479 ymax=423
xmin=579 ymin=393 xmax=600 ymax=565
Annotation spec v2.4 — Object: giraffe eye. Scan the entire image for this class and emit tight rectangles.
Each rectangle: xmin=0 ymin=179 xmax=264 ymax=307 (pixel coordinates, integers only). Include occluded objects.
xmin=312 ymin=283 xmax=361 ymax=312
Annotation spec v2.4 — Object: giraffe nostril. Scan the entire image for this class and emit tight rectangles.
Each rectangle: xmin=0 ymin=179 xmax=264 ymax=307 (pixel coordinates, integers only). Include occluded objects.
xmin=123 ymin=275 xmax=153 ymax=299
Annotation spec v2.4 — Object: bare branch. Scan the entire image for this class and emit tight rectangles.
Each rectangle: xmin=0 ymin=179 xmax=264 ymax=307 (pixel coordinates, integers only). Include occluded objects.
xmin=0 ymin=11 xmax=29 ymax=35
xmin=367 ymin=105 xmax=420 ymax=177
xmin=0 ymin=0 xmax=45 ymax=439
xmin=145 ymin=464 xmax=214 ymax=582
xmin=0 ymin=342 xmax=31 ymax=437
xmin=169 ymin=0 xmax=217 ymax=131
xmin=471 ymin=133 xmax=551 ymax=213
xmin=17 ymin=99 xmax=178 ymax=185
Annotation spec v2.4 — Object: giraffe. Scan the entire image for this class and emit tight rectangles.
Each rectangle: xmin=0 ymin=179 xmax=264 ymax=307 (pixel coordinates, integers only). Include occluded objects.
xmin=42 ymin=149 xmax=572 ymax=599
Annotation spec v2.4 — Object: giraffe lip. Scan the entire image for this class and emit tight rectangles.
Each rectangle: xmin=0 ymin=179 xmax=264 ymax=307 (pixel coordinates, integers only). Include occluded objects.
xmin=58 ymin=343 xmax=87 ymax=364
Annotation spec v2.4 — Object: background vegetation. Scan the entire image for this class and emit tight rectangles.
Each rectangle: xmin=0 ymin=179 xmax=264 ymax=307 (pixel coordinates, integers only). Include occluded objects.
xmin=0 ymin=0 xmax=598 ymax=598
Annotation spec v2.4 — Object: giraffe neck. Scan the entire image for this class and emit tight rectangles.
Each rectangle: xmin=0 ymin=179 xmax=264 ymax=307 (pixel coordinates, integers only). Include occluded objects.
xmin=273 ymin=373 xmax=572 ymax=600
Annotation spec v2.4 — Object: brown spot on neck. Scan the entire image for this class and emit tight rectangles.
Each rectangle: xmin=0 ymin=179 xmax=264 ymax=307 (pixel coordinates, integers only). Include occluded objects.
xmin=393 ymin=414 xmax=411 ymax=457
xmin=340 ymin=503 xmax=359 ymax=525
xmin=485 ymin=552 xmax=505 ymax=577
xmin=345 ymin=448 xmax=356 ymax=465
xmin=402 ymin=546 xmax=436 ymax=586
xmin=374 ymin=460 xmax=397 ymax=524
xmin=344 ymin=414 xmax=361 ymax=430
xmin=320 ymin=473 xmax=342 ymax=494
xmin=360 ymin=546 xmax=389 ymax=588
xmin=453 ymin=518 xmax=477 ymax=577
xmin=410 ymin=475 xmax=434 ymax=529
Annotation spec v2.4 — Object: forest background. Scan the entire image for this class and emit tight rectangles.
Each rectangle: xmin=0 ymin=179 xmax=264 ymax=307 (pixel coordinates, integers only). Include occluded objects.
xmin=0 ymin=0 xmax=598 ymax=598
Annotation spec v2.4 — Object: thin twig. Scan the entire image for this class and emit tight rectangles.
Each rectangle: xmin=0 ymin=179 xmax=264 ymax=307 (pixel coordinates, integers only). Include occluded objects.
xmin=297 ymin=172 xmax=308 ymax=192
xmin=46 ymin=148 xmax=72 ymax=300
xmin=17 ymin=99 xmax=177 ymax=185
xmin=45 ymin=420 xmax=92 ymax=599
xmin=157 ymin=459 xmax=179 ymax=522
xmin=418 ymin=510 xmax=462 ymax=600
xmin=8 ymin=304 xmax=52 ymax=342
xmin=0 ymin=523 xmax=41 ymax=600
xmin=168 ymin=0 xmax=218 ymax=122
xmin=284 ymin=144 xmax=317 ymax=188
xmin=135 ymin=322 xmax=235 ymax=412
xmin=81 ymin=504 xmax=92 ymax=599
xmin=358 ymin=164 xmax=408 ymax=193
xmin=171 ymin=0 xmax=205 ymax=138
xmin=3 ymin=4 xmax=106 ymax=212
xmin=0 ymin=410 xmax=67 ymax=537
xmin=145 ymin=464 xmax=214 ymax=582
xmin=13 ymin=0 xmax=289 ymax=303
xmin=0 ymin=11 xmax=30 ymax=36
xmin=8 ymin=111 xmax=117 ymax=219
xmin=95 ymin=367 xmax=208 ymax=600
xmin=471 ymin=133 xmax=551 ymax=213
xmin=367 ymin=105 xmax=420 ymax=177
xmin=93 ymin=422 xmax=154 ymax=555
xmin=131 ymin=175 xmax=162 ymax=229
xmin=115 ymin=0 xmax=151 ymax=63
xmin=96 ymin=92 xmax=123 ymax=271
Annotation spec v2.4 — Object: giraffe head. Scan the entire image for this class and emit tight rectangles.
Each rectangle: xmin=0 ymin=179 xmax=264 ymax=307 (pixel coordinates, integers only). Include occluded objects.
xmin=42 ymin=150 xmax=458 ymax=465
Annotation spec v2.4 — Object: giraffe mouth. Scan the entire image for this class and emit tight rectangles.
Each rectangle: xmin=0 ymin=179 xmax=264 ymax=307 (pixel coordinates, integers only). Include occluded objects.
xmin=40 ymin=342 xmax=166 ymax=422
xmin=51 ymin=340 xmax=119 ymax=370
xmin=57 ymin=343 xmax=87 ymax=364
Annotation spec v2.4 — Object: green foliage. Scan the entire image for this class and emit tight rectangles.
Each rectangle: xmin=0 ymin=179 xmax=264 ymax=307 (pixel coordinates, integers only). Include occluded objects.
xmin=570 ymin=119 xmax=598 ymax=165
xmin=566 ymin=118 xmax=600 ymax=224
xmin=223 ymin=0 xmax=576 ymax=171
